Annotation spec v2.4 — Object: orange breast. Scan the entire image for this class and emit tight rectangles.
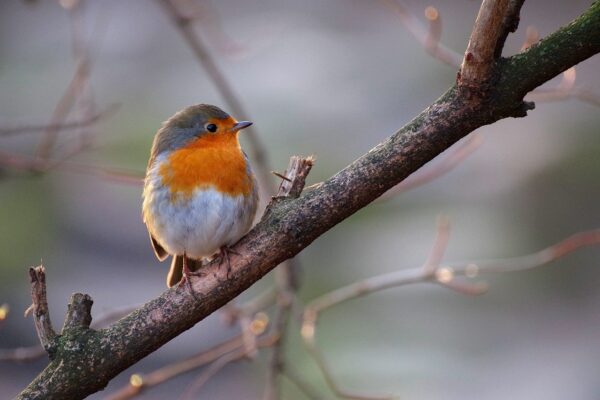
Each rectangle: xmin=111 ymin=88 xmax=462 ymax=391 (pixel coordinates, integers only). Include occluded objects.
xmin=159 ymin=133 xmax=253 ymax=199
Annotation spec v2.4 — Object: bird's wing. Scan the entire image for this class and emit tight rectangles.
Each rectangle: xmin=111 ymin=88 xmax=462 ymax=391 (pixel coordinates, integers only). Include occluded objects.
xmin=149 ymin=232 xmax=169 ymax=262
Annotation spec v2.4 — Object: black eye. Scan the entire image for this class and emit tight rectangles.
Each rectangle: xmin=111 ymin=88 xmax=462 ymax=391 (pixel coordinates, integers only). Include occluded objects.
xmin=206 ymin=123 xmax=217 ymax=133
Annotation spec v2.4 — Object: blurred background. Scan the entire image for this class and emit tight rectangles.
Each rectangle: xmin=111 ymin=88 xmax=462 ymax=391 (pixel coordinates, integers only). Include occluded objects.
xmin=1 ymin=0 xmax=599 ymax=399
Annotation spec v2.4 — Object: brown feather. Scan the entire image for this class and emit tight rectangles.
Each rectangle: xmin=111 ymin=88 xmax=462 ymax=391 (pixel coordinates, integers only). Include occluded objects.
xmin=149 ymin=233 xmax=168 ymax=262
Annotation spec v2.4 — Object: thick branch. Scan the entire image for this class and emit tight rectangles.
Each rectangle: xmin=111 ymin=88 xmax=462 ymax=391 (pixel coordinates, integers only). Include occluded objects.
xmin=17 ymin=4 xmax=600 ymax=399
xmin=502 ymin=1 xmax=600 ymax=96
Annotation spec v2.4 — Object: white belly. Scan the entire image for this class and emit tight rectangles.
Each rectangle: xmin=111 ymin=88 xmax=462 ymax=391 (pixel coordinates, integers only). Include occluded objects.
xmin=142 ymin=157 xmax=258 ymax=259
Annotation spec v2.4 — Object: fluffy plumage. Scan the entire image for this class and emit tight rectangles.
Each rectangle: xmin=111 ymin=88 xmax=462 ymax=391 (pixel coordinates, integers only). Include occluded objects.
xmin=142 ymin=104 xmax=258 ymax=287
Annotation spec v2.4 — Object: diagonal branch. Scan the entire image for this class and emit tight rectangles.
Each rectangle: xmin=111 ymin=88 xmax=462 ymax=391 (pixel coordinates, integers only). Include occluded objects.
xmin=16 ymin=3 xmax=600 ymax=399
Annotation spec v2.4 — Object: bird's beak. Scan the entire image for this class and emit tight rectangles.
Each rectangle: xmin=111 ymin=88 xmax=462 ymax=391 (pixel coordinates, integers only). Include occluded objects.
xmin=232 ymin=121 xmax=253 ymax=132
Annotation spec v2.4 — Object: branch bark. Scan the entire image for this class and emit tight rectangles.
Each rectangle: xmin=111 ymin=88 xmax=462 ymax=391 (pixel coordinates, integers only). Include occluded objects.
xmin=459 ymin=0 xmax=511 ymax=86
xmin=26 ymin=266 xmax=57 ymax=357
xmin=17 ymin=2 xmax=600 ymax=399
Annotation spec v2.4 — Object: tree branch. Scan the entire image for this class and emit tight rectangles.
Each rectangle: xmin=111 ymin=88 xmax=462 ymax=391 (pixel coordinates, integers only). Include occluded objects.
xmin=61 ymin=293 xmax=93 ymax=333
xmin=459 ymin=0 xmax=510 ymax=86
xmin=16 ymin=3 xmax=600 ymax=399
xmin=26 ymin=266 xmax=57 ymax=357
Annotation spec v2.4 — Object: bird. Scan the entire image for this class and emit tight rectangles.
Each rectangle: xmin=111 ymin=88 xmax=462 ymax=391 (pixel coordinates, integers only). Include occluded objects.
xmin=142 ymin=104 xmax=259 ymax=288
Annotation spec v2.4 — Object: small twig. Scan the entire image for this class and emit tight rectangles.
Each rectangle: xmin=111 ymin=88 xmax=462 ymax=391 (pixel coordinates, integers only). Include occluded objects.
xmin=301 ymin=226 xmax=600 ymax=400
xmin=61 ymin=293 xmax=93 ymax=333
xmin=459 ymin=0 xmax=510 ymax=86
xmin=271 ymin=171 xmax=292 ymax=182
xmin=26 ymin=266 xmax=57 ymax=356
xmin=275 ymin=156 xmax=315 ymax=198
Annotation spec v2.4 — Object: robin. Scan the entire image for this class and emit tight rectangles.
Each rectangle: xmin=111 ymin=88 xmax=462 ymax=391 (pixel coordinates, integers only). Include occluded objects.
xmin=142 ymin=104 xmax=259 ymax=288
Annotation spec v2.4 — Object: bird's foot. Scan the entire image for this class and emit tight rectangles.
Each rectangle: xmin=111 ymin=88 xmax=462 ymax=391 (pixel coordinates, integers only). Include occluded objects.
xmin=217 ymin=246 xmax=238 ymax=279
xmin=180 ymin=254 xmax=204 ymax=300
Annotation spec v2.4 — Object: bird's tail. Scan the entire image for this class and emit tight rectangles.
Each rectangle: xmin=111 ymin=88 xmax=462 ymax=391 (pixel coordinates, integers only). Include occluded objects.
xmin=167 ymin=255 xmax=202 ymax=288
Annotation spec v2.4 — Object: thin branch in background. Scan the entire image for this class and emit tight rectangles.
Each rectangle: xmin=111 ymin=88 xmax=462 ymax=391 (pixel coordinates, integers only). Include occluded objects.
xmin=382 ymin=0 xmax=462 ymax=67
xmin=35 ymin=0 xmax=95 ymax=164
xmin=526 ymin=67 xmax=600 ymax=107
xmin=105 ymin=312 xmax=274 ymax=400
xmin=105 ymin=335 xmax=244 ymax=400
xmin=168 ymin=0 xmax=246 ymax=57
xmin=64 ymin=0 xmax=98 ymax=153
xmin=301 ymin=223 xmax=600 ymax=400
xmin=263 ymin=294 xmax=292 ymax=400
xmin=0 ymin=0 xmax=127 ymax=187
xmin=0 ymin=149 xmax=143 ymax=186
xmin=0 ymin=105 xmax=119 ymax=137
xmin=378 ymin=133 xmax=482 ymax=202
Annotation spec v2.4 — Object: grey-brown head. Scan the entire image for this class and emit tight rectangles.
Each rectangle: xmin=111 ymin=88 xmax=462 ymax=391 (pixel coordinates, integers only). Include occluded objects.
xmin=147 ymin=104 xmax=252 ymax=167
